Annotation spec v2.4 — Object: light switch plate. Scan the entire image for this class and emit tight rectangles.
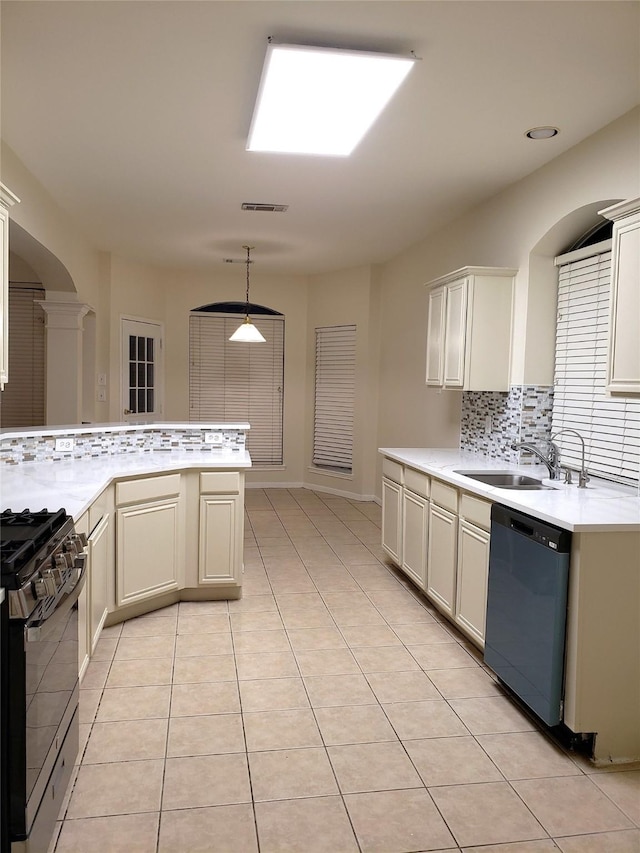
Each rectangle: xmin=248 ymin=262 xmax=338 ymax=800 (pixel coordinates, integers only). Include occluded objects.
xmin=97 ymin=373 xmax=107 ymax=386
xmin=97 ymin=389 xmax=107 ymax=402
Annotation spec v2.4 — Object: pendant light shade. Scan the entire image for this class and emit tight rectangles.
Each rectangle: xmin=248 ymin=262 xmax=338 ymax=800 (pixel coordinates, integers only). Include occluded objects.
xmin=229 ymin=316 xmax=266 ymax=342
xmin=229 ymin=245 xmax=266 ymax=343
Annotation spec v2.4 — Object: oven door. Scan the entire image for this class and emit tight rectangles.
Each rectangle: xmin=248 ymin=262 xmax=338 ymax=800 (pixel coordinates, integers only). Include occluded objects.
xmin=8 ymin=562 xmax=86 ymax=844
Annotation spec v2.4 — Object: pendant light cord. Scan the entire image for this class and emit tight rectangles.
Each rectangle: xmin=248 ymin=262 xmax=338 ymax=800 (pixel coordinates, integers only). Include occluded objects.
xmin=244 ymin=245 xmax=253 ymax=312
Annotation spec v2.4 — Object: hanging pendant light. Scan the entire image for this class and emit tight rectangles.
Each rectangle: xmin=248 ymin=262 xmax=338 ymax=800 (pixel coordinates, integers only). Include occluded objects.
xmin=229 ymin=245 xmax=266 ymax=342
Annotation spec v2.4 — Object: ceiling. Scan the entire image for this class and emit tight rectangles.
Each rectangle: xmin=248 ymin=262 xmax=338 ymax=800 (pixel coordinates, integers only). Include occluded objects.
xmin=1 ymin=1 xmax=639 ymax=275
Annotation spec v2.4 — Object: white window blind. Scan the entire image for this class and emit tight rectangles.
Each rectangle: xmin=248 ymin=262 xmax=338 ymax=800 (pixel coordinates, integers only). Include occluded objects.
xmin=552 ymin=248 xmax=640 ymax=485
xmin=313 ymin=324 xmax=356 ymax=472
xmin=189 ymin=313 xmax=284 ymax=465
xmin=0 ymin=286 xmax=45 ymax=427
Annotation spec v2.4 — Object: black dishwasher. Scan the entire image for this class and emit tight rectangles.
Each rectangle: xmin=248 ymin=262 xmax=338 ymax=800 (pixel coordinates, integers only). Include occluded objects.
xmin=484 ymin=504 xmax=572 ymax=727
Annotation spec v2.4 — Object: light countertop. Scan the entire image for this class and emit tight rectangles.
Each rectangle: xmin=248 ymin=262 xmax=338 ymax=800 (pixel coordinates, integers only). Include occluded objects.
xmin=0 ymin=450 xmax=252 ymax=521
xmin=379 ymin=448 xmax=640 ymax=532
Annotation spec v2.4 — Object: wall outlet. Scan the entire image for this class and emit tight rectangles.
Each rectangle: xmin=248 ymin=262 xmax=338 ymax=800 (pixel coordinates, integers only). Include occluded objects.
xmin=55 ymin=437 xmax=74 ymax=452
xmin=204 ymin=431 xmax=223 ymax=445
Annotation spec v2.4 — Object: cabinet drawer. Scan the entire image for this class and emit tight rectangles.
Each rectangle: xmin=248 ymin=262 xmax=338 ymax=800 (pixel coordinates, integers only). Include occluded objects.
xmin=116 ymin=473 xmax=181 ymax=506
xmin=460 ymin=493 xmax=492 ymax=531
xmin=382 ymin=458 xmax=404 ymax=485
xmin=430 ymin=478 xmax=458 ymax=513
xmin=200 ymin=471 xmax=241 ymax=494
xmin=404 ymin=467 xmax=429 ymax=498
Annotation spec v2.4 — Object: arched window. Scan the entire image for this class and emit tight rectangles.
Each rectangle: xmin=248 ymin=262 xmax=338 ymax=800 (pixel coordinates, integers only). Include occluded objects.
xmin=189 ymin=303 xmax=284 ymax=466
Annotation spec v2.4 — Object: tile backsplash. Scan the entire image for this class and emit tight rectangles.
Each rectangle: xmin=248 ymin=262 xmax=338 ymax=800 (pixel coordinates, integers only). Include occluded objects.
xmin=0 ymin=426 xmax=247 ymax=465
xmin=460 ymin=385 xmax=554 ymax=465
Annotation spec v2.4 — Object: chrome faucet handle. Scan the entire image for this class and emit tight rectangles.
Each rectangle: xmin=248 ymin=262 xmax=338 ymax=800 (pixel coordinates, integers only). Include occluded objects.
xmin=578 ymin=469 xmax=590 ymax=489
xmin=561 ymin=466 xmax=573 ymax=484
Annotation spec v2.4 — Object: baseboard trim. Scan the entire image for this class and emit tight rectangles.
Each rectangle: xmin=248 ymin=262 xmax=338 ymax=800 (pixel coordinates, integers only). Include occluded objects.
xmin=246 ymin=481 xmax=379 ymax=503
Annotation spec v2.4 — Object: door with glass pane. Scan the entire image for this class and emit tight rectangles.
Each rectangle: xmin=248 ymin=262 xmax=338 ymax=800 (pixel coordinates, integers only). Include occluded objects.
xmin=121 ymin=319 xmax=163 ymax=421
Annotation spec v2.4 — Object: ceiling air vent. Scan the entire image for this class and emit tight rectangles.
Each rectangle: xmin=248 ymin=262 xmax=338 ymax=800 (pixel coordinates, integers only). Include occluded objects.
xmin=241 ymin=202 xmax=289 ymax=213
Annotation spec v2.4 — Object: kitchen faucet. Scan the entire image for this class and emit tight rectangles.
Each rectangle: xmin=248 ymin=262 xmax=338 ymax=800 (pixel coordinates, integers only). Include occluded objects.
xmin=511 ymin=429 xmax=590 ymax=487
xmin=550 ymin=428 xmax=590 ymax=488
xmin=511 ymin=440 xmax=561 ymax=479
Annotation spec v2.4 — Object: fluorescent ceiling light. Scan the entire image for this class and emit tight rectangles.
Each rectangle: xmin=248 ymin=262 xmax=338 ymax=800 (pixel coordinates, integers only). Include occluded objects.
xmin=247 ymin=43 xmax=415 ymax=156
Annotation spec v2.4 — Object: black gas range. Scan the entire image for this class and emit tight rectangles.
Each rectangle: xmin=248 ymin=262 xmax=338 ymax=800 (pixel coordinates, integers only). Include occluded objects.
xmin=1 ymin=508 xmax=87 ymax=853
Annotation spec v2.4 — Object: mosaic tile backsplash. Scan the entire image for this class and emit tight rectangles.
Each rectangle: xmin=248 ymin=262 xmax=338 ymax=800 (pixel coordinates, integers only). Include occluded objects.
xmin=460 ymin=385 xmax=554 ymax=465
xmin=0 ymin=427 xmax=247 ymax=465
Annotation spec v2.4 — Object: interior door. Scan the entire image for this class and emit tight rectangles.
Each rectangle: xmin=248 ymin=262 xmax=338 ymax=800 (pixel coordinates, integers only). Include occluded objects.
xmin=121 ymin=319 xmax=163 ymax=421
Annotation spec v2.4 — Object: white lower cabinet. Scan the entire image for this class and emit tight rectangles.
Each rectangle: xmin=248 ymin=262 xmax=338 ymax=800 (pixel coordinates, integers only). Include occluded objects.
xmin=426 ymin=502 xmax=457 ymax=617
xmin=381 ymin=456 xmax=492 ymax=649
xmin=199 ymin=472 xmax=244 ymax=587
xmin=115 ymin=474 xmax=183 ymax=608
xmin=401 ymin=489 xmax=428 ymax=589
xmin=455 ymin=518 xmax=490 ymax=646
xmin=382 ymin=476 xmax=403 ymax=565
xmin=88 ymin=513 xmax=110 ymax=653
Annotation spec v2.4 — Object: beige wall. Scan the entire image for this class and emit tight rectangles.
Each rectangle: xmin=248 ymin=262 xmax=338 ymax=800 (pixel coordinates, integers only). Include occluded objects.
xmin=305 ymin=264 xmax=382 ymax=499
xmin=160 ymin=264 xmax=309 ymax=487
xmin=374 ymin=107 xmax=640 ymax=493
xmin=2 ymin=107 xmax=639 ymax=498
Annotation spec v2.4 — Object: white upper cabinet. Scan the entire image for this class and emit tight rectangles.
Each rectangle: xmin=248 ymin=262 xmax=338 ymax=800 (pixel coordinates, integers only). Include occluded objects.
xmin=600 ymin=198 xmax=640 ymax=395
xmin=425 ymin=266 xmax=516 ymax=391
xmin=0 ymin=183 xmax=21 ymax=390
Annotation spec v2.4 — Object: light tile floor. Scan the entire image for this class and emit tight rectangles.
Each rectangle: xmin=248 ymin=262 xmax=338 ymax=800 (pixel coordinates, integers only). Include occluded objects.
xmin=51 ymin=488 xmax=640 ymax=853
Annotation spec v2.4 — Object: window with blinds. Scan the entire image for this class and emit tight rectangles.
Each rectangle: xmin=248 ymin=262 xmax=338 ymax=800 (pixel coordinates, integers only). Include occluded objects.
xmin=552 ymin=244 xmax=639 ymax=486
xmin=189 ymin=313 xmax=284 ymax=466
xmin=0 ymin=286 xmax=45 ymax=427
xmin=313 ymin=324 xmax=356 ymax=473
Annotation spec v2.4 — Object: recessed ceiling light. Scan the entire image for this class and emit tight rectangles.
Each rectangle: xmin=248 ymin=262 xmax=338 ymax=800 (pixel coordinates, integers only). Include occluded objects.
xmin=247 ymin=43 xmax=416 ymax=157
xmin=525 ymin=126 xmax=559 ymax=140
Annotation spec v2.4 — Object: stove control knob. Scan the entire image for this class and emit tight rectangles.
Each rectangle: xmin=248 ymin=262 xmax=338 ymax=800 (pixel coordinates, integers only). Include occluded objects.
xmin=54 ymin=552 xmax=71 ymax=569
xmin=32 ymin=578 xmax=48 ymax=600
xmin=73 ymin=532 xmax=88 ymax=549
xmin=63 ymin=538 xmax=78 ymax=557
xmin=42 ymin=569 xmax=58 ymax=596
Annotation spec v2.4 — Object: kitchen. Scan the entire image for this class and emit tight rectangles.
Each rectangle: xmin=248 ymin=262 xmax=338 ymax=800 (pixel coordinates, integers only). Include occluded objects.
xmin=1 ymin=2 xmax=640 ymax=852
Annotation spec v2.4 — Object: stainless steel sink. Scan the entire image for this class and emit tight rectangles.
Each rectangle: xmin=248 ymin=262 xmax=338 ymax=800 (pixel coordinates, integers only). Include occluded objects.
xmin=454 ymin=470 xmax=556 ymax=490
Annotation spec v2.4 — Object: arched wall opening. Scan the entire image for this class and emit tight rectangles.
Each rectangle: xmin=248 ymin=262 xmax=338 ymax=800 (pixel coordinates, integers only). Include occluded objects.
xmin=2 ymin=222 xmax=96 ymax=428
xmin=521 ymin=198 xmax=622 ymax=387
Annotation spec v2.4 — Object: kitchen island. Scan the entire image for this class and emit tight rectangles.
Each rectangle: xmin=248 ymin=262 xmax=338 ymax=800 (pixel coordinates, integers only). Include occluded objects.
xmin=379 ymin=447 xmax=640 ymax=766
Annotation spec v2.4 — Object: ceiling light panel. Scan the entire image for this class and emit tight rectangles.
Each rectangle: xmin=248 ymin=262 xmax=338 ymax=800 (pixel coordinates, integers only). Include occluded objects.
xmin=247 ymin=43 xmax=415 ymax=157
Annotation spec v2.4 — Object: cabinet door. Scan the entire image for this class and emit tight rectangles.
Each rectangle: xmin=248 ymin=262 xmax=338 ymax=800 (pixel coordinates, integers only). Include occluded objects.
xmin=116 ymin=498 xmax=181 ymax=606
xmin=443 ymin=278 xmax=468 ymax=388
xmin=426 ymin=286 xmax=446 ymax=386
xmin=455 ymin=519 xmax=490 ymax=647
xmin=199 ymin=494 xmax=242 ymax=585
xmin=427 ymin=502 xmax=457 ymax=616
xmin=89 ymin=514 xmax=110 ymax=654
xmin=401 ymin=490 xmax=428 ymax=589
xmin=381 ymin=477 xmax=403 ymax=566
xmin=608 ymin=211 xmax=640 ymax=394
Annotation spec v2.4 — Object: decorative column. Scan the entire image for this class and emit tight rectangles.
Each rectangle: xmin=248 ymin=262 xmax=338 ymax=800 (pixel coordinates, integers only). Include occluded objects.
xmin=37 ymin=299 xmax=91 ymax=425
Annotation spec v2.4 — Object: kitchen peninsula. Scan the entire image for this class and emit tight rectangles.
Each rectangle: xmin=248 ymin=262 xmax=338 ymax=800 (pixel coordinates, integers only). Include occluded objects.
xmin=1 ymin=422 xmax=251 ymax=677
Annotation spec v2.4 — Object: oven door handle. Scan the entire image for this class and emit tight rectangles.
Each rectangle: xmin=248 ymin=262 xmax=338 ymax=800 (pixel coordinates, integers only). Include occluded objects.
xmin=25 ymin=555 xmax=87 ymax=643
